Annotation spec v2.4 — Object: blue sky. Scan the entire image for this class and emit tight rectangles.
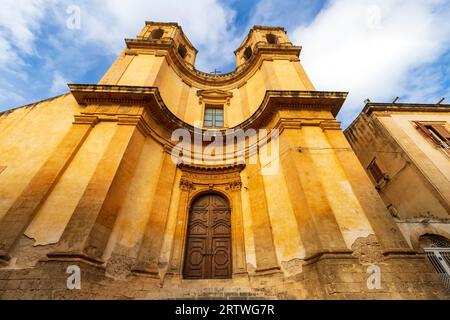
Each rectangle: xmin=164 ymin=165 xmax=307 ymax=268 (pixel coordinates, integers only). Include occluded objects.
xmin=0 ymin=0 xmax=449 ymax=127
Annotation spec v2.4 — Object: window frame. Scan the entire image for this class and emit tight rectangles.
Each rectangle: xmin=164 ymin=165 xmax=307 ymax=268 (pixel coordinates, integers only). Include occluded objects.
xmin=367 ymin=158 xmax=385 ymax=184
xmin=266 ymin=33 xmax=278 ymax=44
xmin=203 ymin=104 xmax=225 ymax=128
xmin=414 ymin=121 xmax=450 ymax=156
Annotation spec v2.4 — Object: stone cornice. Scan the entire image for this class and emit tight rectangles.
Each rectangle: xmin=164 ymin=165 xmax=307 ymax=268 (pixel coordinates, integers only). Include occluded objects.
xmin=68 ymin=84 xmax=188 ymax=130
xmin=68 ymin=84 xmax=347 ymax=136
xmin=363 ymin=103 xmax=450 ymax=115
xmin=178 ymin=163 xmax=246 ymax=173
xmin=237 ymin=90 xmax=348 ymax=131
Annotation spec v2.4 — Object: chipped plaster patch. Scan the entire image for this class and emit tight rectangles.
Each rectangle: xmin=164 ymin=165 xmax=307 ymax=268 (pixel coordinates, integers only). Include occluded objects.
xmin=281 ymin=258 xmax=303 ymax=276
xmin=351 ymin=234 xmax=385 ymax=265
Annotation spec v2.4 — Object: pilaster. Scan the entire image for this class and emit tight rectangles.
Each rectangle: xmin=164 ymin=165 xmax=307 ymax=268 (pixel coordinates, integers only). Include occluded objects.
xmin=47 ymin=117 xmax=145 ymax=263
xmin=229 ymin=181 xmax=247 ymax=275
xmin=246 ymin=160 xmax=280 ymax=273
xmin=0 ymin=115 xmax=97 ymax=264
xmin=133 ymin=148 xmax=178 ymax=276
xmin=279 ymin=124 xmax=350 ymax=258
xmin=166 ymin=179 xmax=194 ymax=276
xmin=322 ymin=121 xmax=413 ymax=253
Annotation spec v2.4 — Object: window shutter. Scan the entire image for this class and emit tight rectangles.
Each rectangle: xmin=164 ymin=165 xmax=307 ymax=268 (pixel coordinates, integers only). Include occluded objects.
xmin=431 ymin=124 xmax=450 ymax=143
xmin=415 ymin=122 xmax=441 ymax=145
xmin=368 ymin=160 xmax=384 ymax=183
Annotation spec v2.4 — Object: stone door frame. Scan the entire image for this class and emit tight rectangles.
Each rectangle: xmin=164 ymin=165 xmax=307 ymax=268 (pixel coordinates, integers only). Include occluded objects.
xmin=166 ymin=163 xmax=248 ymax=278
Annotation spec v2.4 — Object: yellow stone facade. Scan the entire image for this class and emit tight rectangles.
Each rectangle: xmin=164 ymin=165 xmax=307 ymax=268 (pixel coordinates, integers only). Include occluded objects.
xmin=0 ymin=22 xmax=449 ymax=299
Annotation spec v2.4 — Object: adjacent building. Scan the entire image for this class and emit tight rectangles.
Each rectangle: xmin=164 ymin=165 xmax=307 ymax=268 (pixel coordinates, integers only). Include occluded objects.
xmin=345 ymin=102 xmax=450 ymax=290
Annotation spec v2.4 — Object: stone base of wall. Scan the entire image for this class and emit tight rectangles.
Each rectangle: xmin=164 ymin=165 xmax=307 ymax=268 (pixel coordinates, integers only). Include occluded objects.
xmin=0 ymin=253 xmax=449 ymax=300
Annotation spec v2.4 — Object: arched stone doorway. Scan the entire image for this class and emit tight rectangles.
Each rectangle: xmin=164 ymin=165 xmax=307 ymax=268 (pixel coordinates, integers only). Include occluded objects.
xmin=183 ymin=193 xmax=232 ymax=279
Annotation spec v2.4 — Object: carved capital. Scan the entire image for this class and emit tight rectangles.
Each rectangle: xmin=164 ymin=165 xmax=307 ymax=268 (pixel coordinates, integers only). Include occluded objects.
xmin=180 ymin=178 xmax=195 ymax=191
xmin=73 ymin=115 xmax=99 ymax=126
xmin=117 ymin=116 xmax=142 ymax=126
xmin=320 ymin=120 xmax=342 ymax=131
xmin=229 ymin=180 xmax=242 ymax=191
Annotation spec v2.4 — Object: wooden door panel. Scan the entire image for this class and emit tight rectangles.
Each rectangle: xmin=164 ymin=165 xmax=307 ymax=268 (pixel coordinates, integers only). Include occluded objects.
xmin=211 ymin=238 xmax=232 ymax=278
xmin=183 ymin=238 xmax=207 ymax=279
xmin=183 ymin=194 xmax=232 ymax=279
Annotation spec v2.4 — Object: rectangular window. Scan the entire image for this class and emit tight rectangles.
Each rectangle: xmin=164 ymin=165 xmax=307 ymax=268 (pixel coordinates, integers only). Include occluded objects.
xmin=415 ymin=121 xmax=450 ymax=148
xmin=415 ymin=121 xmax=450 ymax=156
xmin=367 ymin=159 xmax=384 ymax=183
xmin=204 ymin=105 xmax=224 ymax=128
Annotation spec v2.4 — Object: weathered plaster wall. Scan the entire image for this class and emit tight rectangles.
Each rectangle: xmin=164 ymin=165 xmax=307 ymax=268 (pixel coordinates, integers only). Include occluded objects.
xmin=379 ymin=113 xmax=450 ymax=200
xmin=345 ymin=112 xmax=450 ymax=220
xmin=103 ymin=137 xmax=165 ymax=262
xmin=0 ymin=95 xmax=79 ymax=221
xmin=25 ymin=122 xmax=117 ymax=247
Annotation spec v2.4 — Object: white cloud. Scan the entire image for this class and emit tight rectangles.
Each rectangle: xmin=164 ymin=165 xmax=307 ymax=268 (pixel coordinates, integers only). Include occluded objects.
xmin=0 ymin=0 xmax=46 ymax=64
xmin=0 ymin=0 xmax=48 ymax=108
xmin=0 ymin=0 xmax=239 ymax=110
xmin=73 ymin=0 xmax=239 ymax=71
xmin=291 ymin=0 xmax=450 ymax=125
xmin=50 ymin=72 xmax=69 ymax=95
xmin=1 ymin=0 xmax=449 ymax=122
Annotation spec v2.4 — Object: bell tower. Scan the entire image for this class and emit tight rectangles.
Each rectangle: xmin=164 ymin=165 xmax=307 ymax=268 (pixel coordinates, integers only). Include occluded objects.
xmin=234 ymin=26 xmax=294 ymax=68
xmin=98 ymin=21 xmax=198 ymax=86
xmin=137 ymin=21 xmax=198 ymax=67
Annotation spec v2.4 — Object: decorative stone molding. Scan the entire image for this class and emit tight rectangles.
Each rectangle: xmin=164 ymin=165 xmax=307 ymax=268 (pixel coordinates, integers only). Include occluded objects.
xmin=362 ymin=103 xmax=450 ymax=116
xmin=69 ymin=84 xmax=347 ymax=136
xmin=197 ymin=89 xmax=234 ymax=106
xmin=180 ymin=179 xmax=195 ymax=191
xmin=167 ymin=162 xmax=247 ymax=278
xmin=73 ymin=115 xmax=99 ymax=126
xmin=229 ymin=180 xmax=242 ymax=191
xmin=320 ymin=120 xmax=342 ymax=131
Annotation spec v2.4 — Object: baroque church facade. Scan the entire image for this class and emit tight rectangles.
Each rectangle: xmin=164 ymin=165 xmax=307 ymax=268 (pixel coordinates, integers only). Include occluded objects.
xmin=0 ymin=22 xmax=448 ymax=299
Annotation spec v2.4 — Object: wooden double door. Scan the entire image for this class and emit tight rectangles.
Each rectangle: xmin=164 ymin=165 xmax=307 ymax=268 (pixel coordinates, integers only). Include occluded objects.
xmin=183 ymin=194 xmax=232 ymax=279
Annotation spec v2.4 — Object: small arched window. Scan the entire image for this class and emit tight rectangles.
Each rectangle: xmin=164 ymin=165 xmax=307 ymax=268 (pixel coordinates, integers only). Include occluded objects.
xmin=151 ymin=28 xmax=164 ymax=40
xmin=420 ymin=234 xmax=450 ymax=291
xmin=266 ymin=34 xmax=278 ymax=44
xmin=178 ymin=44 xmax=187 ymax=59
xmin=243 ymin=46 xmax=252 ymax=61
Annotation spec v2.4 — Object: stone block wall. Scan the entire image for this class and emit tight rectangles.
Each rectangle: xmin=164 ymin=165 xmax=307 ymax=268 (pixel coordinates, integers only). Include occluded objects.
xmin=1 ymin=252 xmax=448 ymax=300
